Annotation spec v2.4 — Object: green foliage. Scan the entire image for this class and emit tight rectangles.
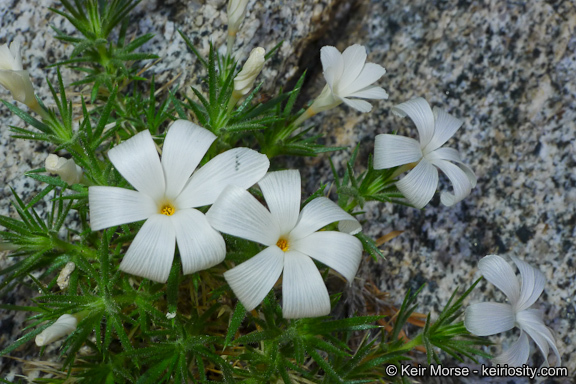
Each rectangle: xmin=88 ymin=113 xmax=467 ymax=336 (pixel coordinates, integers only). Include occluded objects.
xmin=178 ymin=32 xmax=345 ymax=159
xmin=331 ymin=145 xmax=406 ymax=214
xmin=419 ymin=278 xmax=492 ymax=364
xmin=50 ymin=0 xmax=157 ymax=101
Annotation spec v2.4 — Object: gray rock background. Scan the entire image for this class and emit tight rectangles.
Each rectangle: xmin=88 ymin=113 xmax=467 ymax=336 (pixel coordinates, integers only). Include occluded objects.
xmin=1 ymin=0 xmax=575 ymax=382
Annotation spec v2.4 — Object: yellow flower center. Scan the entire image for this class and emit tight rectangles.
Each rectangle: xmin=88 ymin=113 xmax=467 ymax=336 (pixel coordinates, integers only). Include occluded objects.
xmin=160 ymin=203 xmax=176 ymax=216
xmin=276 ymin=238 xmax=289 ymax=252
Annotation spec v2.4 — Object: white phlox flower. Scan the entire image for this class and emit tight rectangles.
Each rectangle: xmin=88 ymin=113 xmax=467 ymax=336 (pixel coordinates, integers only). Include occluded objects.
xmin=35 ymin=314 xmax=78 ymax=346
xmin=89 ymin=120 xmax=270 ymax=283
xmin=45 ymin=154 xmax=83 ymax=185
xmin=0 ymin=41 xmax=39 ymax=112
xmin=465 ymin=255 xmax=561 ymax=367
xmin=206 ymin=170 xmax=363 ymax=318
xmin=309 ymin=44 xmax=388 ymax=114
xmin=373 ymin=97 xmax=476 ymax=209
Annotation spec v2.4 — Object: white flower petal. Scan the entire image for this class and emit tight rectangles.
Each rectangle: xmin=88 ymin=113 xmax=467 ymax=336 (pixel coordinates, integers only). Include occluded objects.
xmin=290 ymin=197 xmax=357 ymax=240
xmin=161 ymin=120 xmax=216 ymax=199
xmin=282 ymin=251 xmax=330 ymax=318
xmin=320 ymin=46 xmax=344 ymax=88
xmin=457 ymin=162 xmax=477 ymax=189
xmin=206 ymin=185 xmax=279 ymax=246
xmin=430 ymin=147 xmax=463 ymax=163
xmin=119 ymin=214 xmax=176 ymax=283
xmin=224 ymin=246 xmax=284 ymax=311
xmin=108 ymin=130 xmax=166 ymax=202
xmin=396 ymin=158 xmax=438 ymax=209
xmin=493 ymin=331 xmax=531 ymax=367
xmin=89 ymin=186 xmax=157 ymax=231
xmin=516 ymin=309 xmax=561 ymax=366
xmin=35 ymin=314 xmax=78 ymax=346
xmin=9 ymin=42 xmax=23 ymax=70
xmin=0 ymin=69 xmax=35 ymax=105
xmin=341 ymin=97 xmax=373 ymax=113
xmin=176 ymin=147 xmax=269 ymax=208
xmin=259 ymin=170 xmax=301 ymax=235
xmin=426 ymin=157 xmax=473 ymax=206
xmin=423 ymin=107 xmax=463 ymax=152
xmin=347 ymin=85 xmax=388 ymax=100
xmin=392 ymin=97 xmax=435 ymax=148
xmin=477 ymin=255 xmax=520 ymax=304
xmin=172 ymin=208 xmax=226 ymax=275
xmin=344 ymin=63 xmax=386 ymax=95
xmin=0 ymin=42 xmax=22 ymax=70
xmin=338 ymin=44 xmax=367 ymax=93
xmin=0 ymin=44 xmax=16 ymax=69
xmin=338 ymin=219 xmax=362 ymax=235
xmin=373 ymin=134 xmax=422 ymax=169
xmin=431 ymin=147 xmax=477 ymax=188
xmin=291 ymin=231 xmax=362 ymax=283
xmin=511 ymin=256 xmax=546 ymax=312
xmin=464 ymin=302 xmax=515 ymax=336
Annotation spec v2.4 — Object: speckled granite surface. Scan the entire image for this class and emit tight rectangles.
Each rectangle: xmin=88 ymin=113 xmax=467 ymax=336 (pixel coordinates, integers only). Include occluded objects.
xmin=1 ymin=0 xmax=575 ymax=382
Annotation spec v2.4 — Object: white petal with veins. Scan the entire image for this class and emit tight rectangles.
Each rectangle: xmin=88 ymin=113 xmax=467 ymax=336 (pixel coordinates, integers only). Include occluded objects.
xmin=224 ymin=246 xmax=284 ymax=311
xmin=89 ymin=186 xmax=157 ymax=230
xmin=172 ymin=208 xmax=226 ymax=275
xmin=119 ymin=214 xmax=176 ymax=283
xmin=207 ymin=185 xmax=280 ymax=246
xmin=177 ymin=148 xmax=269 ymax=208
xmin=108 ymin=130 xmax=166 ymax=202
xmin=396 ymin=158 xmax=438 ymax=209
xmin=161 ymin=120 xmax=216 ymax=199
xmin=282 ymin=251 xmax=331 ymax=318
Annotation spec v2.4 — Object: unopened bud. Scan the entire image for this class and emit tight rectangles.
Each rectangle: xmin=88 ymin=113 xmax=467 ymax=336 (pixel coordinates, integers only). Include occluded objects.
xmin=45 ymin=154 xmax=83 ymax=185
xmin=234 ymin=47 xmax=265 ymax=97
xmin=35 ymin=314 xmax=78 ymax=346
xmin=227 ymin=0 xmax=250 ymax=38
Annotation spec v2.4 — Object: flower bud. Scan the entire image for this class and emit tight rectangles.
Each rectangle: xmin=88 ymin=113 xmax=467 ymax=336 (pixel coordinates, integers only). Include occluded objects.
xmin=233 ymin=47 xmax=265 ymax=97
xmin=227 ymin=0 xmax=250 ymax=38
xmin=45 ymin=154 xmax=83 ymax=185
xmin=35 ymin=314 xmax=78 ymax=346
xmin=0 ymin=41 xmax=39 ymax=111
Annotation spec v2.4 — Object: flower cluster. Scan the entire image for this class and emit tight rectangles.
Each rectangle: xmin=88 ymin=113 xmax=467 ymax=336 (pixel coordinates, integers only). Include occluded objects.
xmin=88 ymin=123 xmax=362 ymax=319
xmin=0 ymin=0 xmax=561 ymax=374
